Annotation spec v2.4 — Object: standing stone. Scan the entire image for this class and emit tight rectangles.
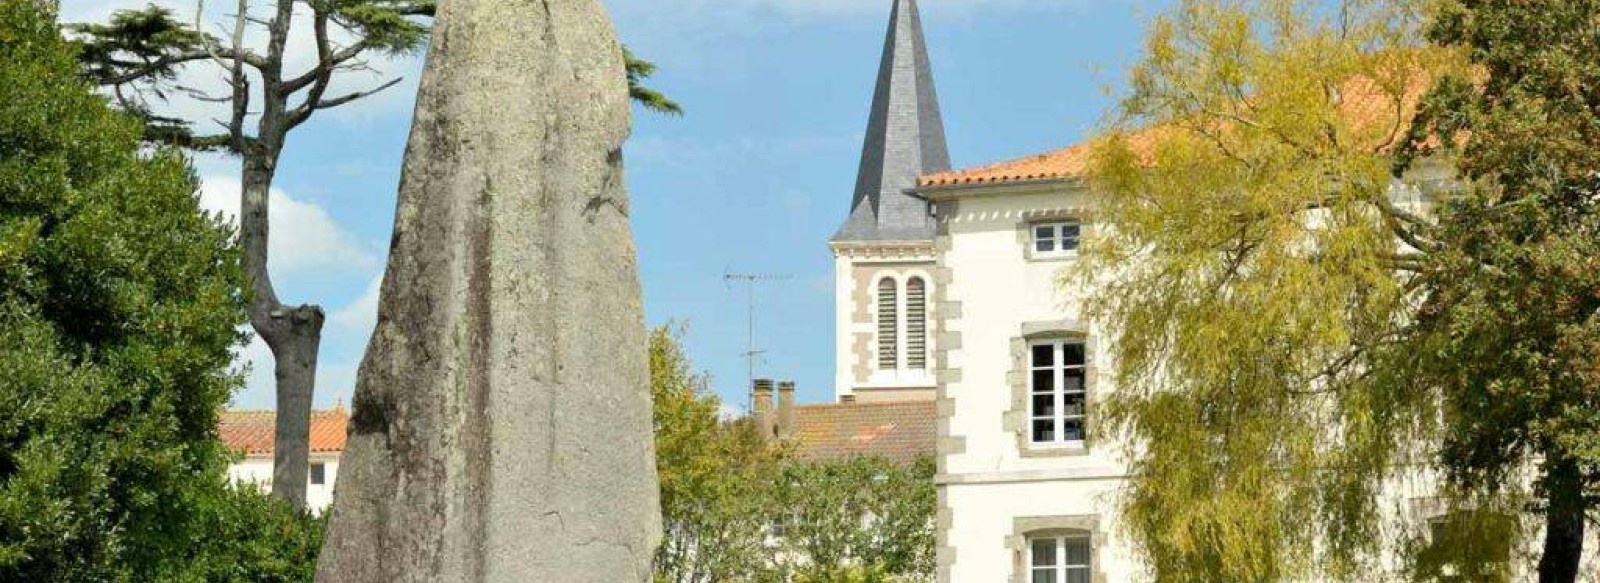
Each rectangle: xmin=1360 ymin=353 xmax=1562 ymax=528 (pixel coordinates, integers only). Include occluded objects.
xmin=312 ymin=0 xmax=659 ymax=580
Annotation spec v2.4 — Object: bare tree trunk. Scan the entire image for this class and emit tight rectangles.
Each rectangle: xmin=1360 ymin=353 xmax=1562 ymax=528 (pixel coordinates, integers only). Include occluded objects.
xmin=242 ymin=153 xmax=324 ymax=512
xmin=264 ymin=306 xmax=323 ymax=511
xmin=1538 ymin=455 xmax=1586 ymax=583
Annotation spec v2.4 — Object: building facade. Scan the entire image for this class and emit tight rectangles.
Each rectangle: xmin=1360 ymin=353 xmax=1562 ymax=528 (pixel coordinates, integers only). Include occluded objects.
xmin=828 ymin=4 xmax=1135 ymax=578
xmin=219 ymin=407 xmax=348 ymax=514
xmin=832 ymin=2 xmax=1600 ymax=582
xmin=918 ymin=176 xmax=1128 ymax=583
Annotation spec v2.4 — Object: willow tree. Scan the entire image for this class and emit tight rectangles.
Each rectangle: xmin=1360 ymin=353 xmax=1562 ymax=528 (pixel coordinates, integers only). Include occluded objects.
xmin=1072 ymin=0 xmax=1462 ymax=580
xmin=1080 ymin=0 xmax=1600 ymax=579
xmin=69 ymin=1 xmax=676 ymax=511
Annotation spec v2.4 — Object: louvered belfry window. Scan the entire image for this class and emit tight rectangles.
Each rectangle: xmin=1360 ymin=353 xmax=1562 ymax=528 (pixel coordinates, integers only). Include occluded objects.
xmin=878 ymin=277 xmax=898 ymax=369
xmin=906 ymin=277 xmax=927 ymax=369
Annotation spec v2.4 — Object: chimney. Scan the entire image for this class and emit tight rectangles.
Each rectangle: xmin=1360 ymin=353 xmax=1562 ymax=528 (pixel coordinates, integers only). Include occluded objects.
xmin=752 ymin=378 xmax=777 ymax=439
xmin=777 ymin=381 xmax=796 ymax=439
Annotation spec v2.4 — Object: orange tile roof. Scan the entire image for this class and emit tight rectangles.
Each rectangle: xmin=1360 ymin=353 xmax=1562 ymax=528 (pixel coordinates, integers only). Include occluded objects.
xmin=790 ymin=400 xmax=936 ymax=464
xmin=218 ymin=407 xmax=349 ymax=456
xmin=920 ymin=72 xmax=1432 ymax=188
xmin=919 ymin=142 xmax=1095 ymax=188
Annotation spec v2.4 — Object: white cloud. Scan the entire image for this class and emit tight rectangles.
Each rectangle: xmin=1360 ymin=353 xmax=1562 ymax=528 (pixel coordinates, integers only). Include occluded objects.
xmin=719 ymin=402 xmax=744 ymax=421
xmin=198 ymin=174 xmax=379 ymax=279
xmin=607 ymin=0 xmax=1138 ymax=78
xmin=313 ymin=362 xmax=360 ymax=410
xmin=628 ymin=133 xmax=860 ymax=178
xmin=314 ymin=275 xmax=383 ymax=406
xmin=328 ymin=275 xmax=383 ymax=336
xmin=612 ymin=0 xmax=1100 ymax=23
xmin=727 ymin=0 xmax=1097 ymax=18
xmin=59 ymin=0 xmax=150 ymax=24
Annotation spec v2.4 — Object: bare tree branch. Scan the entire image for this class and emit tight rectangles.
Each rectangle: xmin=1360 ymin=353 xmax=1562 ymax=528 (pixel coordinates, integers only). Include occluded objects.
xmin=284 ymin=7 xmax=337 ymax=129
xmin=286 ymin=76 xmax=403 ymax=129
xmin=281 ymin=39 xmax=375 ymax=94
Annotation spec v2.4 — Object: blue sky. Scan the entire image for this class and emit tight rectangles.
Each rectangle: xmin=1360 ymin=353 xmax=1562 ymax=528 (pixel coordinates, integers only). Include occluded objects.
xmin=63 ymin=0 xmax=1165 ymax=413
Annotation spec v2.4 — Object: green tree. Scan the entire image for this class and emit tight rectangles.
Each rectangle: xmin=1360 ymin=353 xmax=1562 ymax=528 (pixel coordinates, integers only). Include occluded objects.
xmin=772 ymin=456 xmax=936 ymax=582
xmin=650 ymin=324 xmax=783 ymax=583
xmin=1390 ymin=1 xmax=1600 ymax=580
xmin=68 ymin=1 xmax=678 ymax=510
xmin=0 ymin=2 xmax=319 ymax=580
xmin=790 ymin=564 xmax=903 ymax=583
xmin=647 ymin=325 xmax=935 ymax=583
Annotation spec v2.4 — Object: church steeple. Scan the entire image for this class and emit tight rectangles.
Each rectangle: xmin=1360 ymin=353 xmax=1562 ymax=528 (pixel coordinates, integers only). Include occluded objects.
xmin=833 ymin=0 xmax=950 ymax=243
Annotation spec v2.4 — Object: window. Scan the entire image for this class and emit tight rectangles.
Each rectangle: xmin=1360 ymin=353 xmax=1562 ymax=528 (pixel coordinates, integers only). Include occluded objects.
xmin=768 ymin=513 xmax=791 ymax=539
xmin=1415 ymin=511 xmax=1513 ymax=582
xmin=873 ymin=275 xmax=933 ymax=372
xmin=1032 ymin=221 xmax=1081 ymax=257
xmin=1029 ymin=533 xmax=1091 ymax=583
xmin=1030 ymin=339 xmax=1087 ymax=445
xmin=877 ymin=278 xmax=898 ymax=369
xmin=906 ymin=277 xmax=927 ymax=369
xmin=310 ymin=462 xmax=326 ymax=486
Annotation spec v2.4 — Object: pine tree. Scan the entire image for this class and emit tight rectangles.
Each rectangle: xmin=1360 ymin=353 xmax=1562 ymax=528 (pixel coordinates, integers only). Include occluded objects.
xmin=68 ymin=1 xmax=678 ymax=510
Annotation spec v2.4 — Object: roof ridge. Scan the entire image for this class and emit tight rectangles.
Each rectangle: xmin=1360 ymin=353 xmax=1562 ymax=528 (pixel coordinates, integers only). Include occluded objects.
xmin=926 ymin=146 xmax=1076 ymax=176
xmin=794 ymin=400 xmax=936 ymax=410
xmin=920 ymin=69 xmax=1435 ymax=188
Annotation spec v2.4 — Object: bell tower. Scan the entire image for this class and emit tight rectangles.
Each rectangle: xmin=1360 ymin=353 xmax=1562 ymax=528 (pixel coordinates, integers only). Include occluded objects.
xmin=831 ymin=0 xmax=948 ymax=404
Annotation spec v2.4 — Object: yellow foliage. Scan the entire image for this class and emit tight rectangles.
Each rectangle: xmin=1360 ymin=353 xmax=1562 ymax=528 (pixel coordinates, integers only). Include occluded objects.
xmin=1070 ymin=0 xmax=1472 ymax=581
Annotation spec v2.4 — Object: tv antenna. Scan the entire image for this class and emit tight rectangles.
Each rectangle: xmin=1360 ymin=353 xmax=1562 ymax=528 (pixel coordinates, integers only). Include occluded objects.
xmin=723 ymin=270 xmax=793 ymax=411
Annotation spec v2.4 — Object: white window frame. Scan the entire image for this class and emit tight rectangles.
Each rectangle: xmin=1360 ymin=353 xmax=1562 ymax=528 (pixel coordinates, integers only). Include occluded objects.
xmin=1028 ymin=533 xmax=1092 ymax=583
xmin=1031 ymin=220 xmax=1082 ymax=259
xmin=870 ymin=272 xmax=934 ymax=376
xmin=1029 ymin=339 xmax=1087 ymax=447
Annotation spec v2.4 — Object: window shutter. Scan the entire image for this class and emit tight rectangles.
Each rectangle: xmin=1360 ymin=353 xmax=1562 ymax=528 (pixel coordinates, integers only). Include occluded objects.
xmin=906 ymin=277 xmax=927 ymax=369
xmin=878 ymin=278 xmax=898 ymax=369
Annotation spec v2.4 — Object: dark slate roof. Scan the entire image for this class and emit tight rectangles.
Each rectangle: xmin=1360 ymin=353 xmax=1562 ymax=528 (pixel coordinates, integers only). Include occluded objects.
xmin=790 ymin=400 xmax=936 ymax=464
xmin=832 ymin=0 xmax=950 ymax=243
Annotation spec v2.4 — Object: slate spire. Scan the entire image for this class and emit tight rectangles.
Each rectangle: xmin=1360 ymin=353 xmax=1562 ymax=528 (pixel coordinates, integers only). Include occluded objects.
xmin=833 ymin=0 xmax=950 ymax=243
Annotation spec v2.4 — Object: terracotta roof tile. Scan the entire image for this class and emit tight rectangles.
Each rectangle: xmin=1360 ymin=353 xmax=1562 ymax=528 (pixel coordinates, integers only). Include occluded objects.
xmin=920 ymin=72 xmax=1432 ymax=188
xmin=218 ymin=408 xmax=348 ymax=456
xmin=789 ymin=400 xmax=936 ymax=464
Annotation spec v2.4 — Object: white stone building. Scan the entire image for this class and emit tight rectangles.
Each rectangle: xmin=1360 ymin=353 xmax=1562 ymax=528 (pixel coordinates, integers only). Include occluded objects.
xmin=829 ymin=3 xmax=1127 ymax=579
xmin=831 ymin=2 xmax=1599 ymax=582
xmin=218 ymin=407 xmax=348 ymax=514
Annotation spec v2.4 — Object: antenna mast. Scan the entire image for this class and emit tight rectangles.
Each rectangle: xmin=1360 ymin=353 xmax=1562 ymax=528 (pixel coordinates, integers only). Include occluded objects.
xmin=723 ymin=270 xmax=793 ymax=411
